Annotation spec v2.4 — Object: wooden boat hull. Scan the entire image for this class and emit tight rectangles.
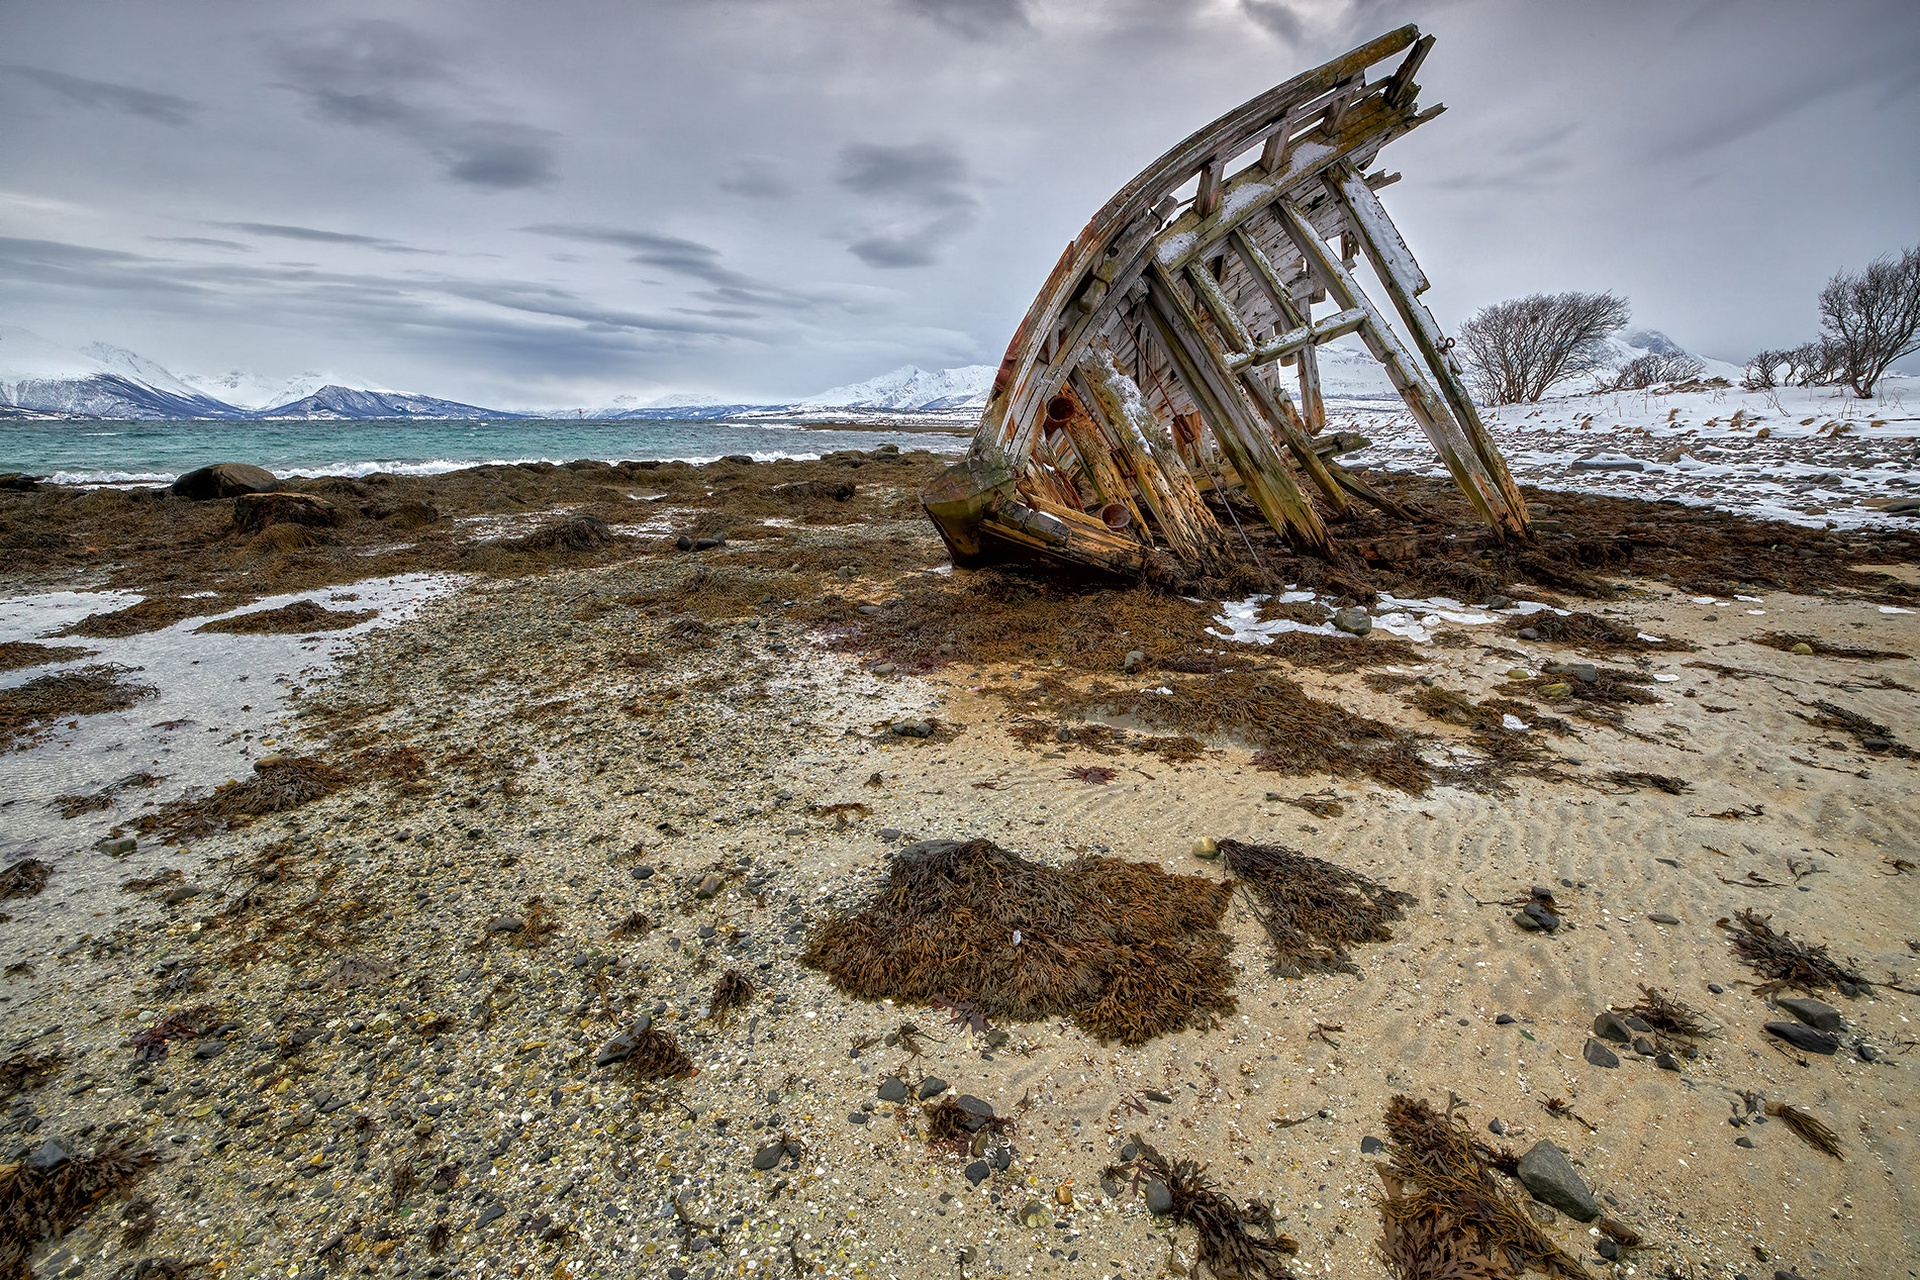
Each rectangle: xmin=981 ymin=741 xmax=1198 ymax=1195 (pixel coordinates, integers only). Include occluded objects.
xmin=923 ymin=25 xmax=1527 ymax=576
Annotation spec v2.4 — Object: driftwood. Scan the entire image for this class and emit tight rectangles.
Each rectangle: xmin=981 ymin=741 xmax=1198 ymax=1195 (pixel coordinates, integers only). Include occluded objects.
xmin=922 ymin=26 xmax=1528 ymax=576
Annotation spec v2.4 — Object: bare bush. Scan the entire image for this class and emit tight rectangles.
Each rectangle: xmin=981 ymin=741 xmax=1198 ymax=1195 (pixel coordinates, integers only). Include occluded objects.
xmin=1606 ymin=351 xmax=1703 ymax=391
xmin=1458 ymin=291 xmax=1631 ymax=405
xmin=1741 ymin=349 xmax=1789 ymax=390
xmin=1817 ymin=244 xmax=1920 ymax=397
xmin=1742 ymin=339 xmax=1846 ymax=391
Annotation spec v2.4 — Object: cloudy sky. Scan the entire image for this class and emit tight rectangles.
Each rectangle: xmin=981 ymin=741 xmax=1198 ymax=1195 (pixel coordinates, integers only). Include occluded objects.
xmin=3 ymin=0 xmax=1916 ymax=408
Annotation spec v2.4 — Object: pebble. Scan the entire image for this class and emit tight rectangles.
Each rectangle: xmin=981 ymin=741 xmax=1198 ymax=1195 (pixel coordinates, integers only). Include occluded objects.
xmin=1764 ymin=1022 xmax=1838 ymax=1054
xmin=1736 ymin=1135 xmax=1756 ymax=1149
xmin=877 ymin=1077 xmax=908 ymax=1103
xmin=1708 ymin=983 xmax=1724 ymax=994
xmin=1518 ymin=627 xmax=1540 ymax=641
xmin=191 ymin=1039 xmax=226 ymax=1059
xmin=1359 ymin=1136 xmax=1384 ymax=1155
xmin=1592 ymin=1011 xmax=1632 ymax=1043
xmin=1495 ymin=1013 xmax=1516 ymax=1025
xmin=1647 ymin=912 xmax=1680 ymax=925
xmin=693 ymin=873 xmax=725 ymax=899
xmin=476 ymin=1203 xmax=505 ymax=1228
xmin=1192 ymin=837 xmax=1218 ymax=860
xmin=631 ymin=865 xmax=655 ymax=880
xmin=1332 ymin=606 xmax=1372 ymax=637
xmin=486 ymin=915 xmax=524 ymax=933
xmin=1143 ymin=1181 xmax=1174 ymax=1216
xmin=891 ymin=719 xmax=934 ymax=738
xmin=1123 ymin=650 xmax=1145 ymax=672
xmin=25 ymin=1139 xmax=70 ymax=1170
xmin=752 ymin=1143 xmax=783 ymax=1171
xmin=1583 ymin=1039 xmax=1620 ymax=1069
xmin=1515 ymin=1141 xmax=1600 ymax=1221
xmin=965 ymin=1160 xmax=991 ymax=1186
xmin=917 ymin=1076 xmax=948 ymax=1100
xmin=1775 ymin=997 xmax=1842 ymax=1032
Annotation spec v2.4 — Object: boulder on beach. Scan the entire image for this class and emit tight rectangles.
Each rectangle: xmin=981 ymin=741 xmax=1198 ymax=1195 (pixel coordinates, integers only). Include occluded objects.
xmin=232 ymin=491 xmax=338 ymax=535
xmin=171 ymin=463 xmax=280 ymax=501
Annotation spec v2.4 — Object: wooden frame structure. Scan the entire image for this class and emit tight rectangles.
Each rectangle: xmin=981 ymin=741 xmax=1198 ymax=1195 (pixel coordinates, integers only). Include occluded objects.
xmin=922 ymin=26 xmax=1528 ymax=575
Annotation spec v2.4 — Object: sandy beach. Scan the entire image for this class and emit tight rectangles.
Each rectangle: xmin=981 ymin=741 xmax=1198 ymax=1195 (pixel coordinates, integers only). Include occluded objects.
xmin=2 ymin=437 xmax=1917 ymax=1280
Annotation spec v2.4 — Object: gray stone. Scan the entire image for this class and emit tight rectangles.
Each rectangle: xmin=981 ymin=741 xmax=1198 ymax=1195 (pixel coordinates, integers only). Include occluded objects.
xmin=1735 ymin=1135 xmax=1756 ymax=1149
xmin=953 ymin=1095 xmax=996 ymax=1131
xmin=1593 ymin=1011 xmax=1633 ymax=1043
xmin=191 ymin=1039 xmax=226 ymax=1059
xmin=631 ymin=865 xmax=655 ymax=881
xmin=1776 ymin=997 xmax=1842 ymax=1033
xmin=877 ymin=1077 xmax=908 ymax=1103
xmin=1123 ymin=650 xmax=1146 ymax=673
xmin=917 ymin=1076 xmax=948 ymax=1100
xmin=97 ymin=836 xmax=136 ymax=857
xmin=752 ymin=1143 xmax=783 ymax=1171
xmin=171 ymin=462 xmax=279 ymax=500
xmin=1143 ymin=1180 xmax=1174 ymax=1216
xmin=694 ymin=873 xmax=725 ymax=899
xmin=1359 ymin=1136 xmax=1383 ymax=1155
xmin=25 ymin=1139 xmax=70 ymax=1171
xmin=1495 ymin=1013 xmax=1516 ymax=1025
xmin=1764 ymin=1022 xmax=1838 ymax=1054
xmin=1515 ymin=1141 xmax=1600 ymax=1222
xmin=965 ymin=1160 xmax=991 ymax=1186
xmin=1332 ymin=606 xmax=1372 ymax=637
xmin=1647 ymin=912 xmax=1680 ymax=926
xmin=486 ymin=915 xmax=524 ymax=933
xmin=475 ymin=1203 xmax=505 ymax=1228
xmin=1522 ymin=901 xmax=1561 ymax=932
xmin=1517 ymin=627 xmax=1540 ymax=641
xmin=1583 ymin=1039 xmax=1620 ymax=1069
xmin=891 ymin=719 xmax=934 ymax=738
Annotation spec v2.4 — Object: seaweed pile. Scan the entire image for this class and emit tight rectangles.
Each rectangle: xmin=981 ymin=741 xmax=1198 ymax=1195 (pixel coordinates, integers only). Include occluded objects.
xmin=137 ymin=756 xmax=347 ymax=843
xmin=195 ymin=599 xmax=375 ymax=635
xmin=1374 ymin=1096 xmax=1587 ymax=1280
xmin=1108 ymin=1137 xmax=1299 ymax=1280
xmin=802 ymin=839 xmax=1236 ymax=1044
xmin=0 ymin=1141 xmax=157 ymax=1277
xmin=0 ymin=664 xmax=157 ymax=750
xmin=1718 ymin=909 xmax=1870 ymax=996
xmin=1218 ymin=840 xmax=1413 ymax=977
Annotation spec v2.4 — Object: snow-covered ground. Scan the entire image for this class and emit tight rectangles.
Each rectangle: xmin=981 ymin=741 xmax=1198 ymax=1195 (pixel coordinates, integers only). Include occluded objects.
xmin=1336 ymin=376 xmax=1920 ymax=530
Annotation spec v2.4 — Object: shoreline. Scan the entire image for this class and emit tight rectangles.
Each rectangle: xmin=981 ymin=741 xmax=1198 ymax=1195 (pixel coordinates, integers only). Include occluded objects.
xmin=1 ymin=452 xmax=1917 ymax=1279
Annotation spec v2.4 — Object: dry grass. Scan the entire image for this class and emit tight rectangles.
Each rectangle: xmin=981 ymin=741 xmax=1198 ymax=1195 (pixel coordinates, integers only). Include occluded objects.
xmin=803 ymin=838 xmax=1236 ymax=1045
xmin=196 ymin=600 xmax=375 ymax=634
xmin=1219 ymin=841 xmax=1413 ymax=978
xmin=1719 ymin=909 xmax=1870 ymax=996
xmin=1108 ymin=1136 xmax=1300 ymax=1280
xmin=0 ymin=640 xmax=93 ymax=672
xmin=0 ymin=664 xmax=157 ymax=749
xmin=1374 ymin=1095 xmax=1588 ymax=1280
xmin=0 ymin=1141 xmax=158 ymax=1277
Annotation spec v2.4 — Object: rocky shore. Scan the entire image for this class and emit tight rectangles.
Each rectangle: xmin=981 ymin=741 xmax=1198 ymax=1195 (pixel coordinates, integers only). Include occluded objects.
xmin=2 ymin=449 xmax=1918 ymax=1279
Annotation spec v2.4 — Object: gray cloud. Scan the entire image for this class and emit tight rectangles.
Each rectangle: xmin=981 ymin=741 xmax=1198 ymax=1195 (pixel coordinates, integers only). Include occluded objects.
xmin=718 ymin=159 xmax=794 ymax=200
xmin=268 ymin=21 xmax=558 ymax=190
xmin=835 ymin=140 xmax=981 ymax=268
xmin=898 ymin=0 xmax=1028 ymax=39
xmin=1 ymin=64 xmax=199 ymax=124
xmin=212 ymin=222 xmax=433 ymax=254
xmin=150 ymin=236 xmax=253 ymax=252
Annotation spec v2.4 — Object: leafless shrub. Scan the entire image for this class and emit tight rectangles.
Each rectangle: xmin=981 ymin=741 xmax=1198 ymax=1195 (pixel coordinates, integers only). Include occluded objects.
xmin=1818 ymin=243 xmax=1920 ymax=397
xmin=1458 ymin=290 xmax=1630 ymax=404
xmin=1605 ymin=351 xmax=1702 ymax=391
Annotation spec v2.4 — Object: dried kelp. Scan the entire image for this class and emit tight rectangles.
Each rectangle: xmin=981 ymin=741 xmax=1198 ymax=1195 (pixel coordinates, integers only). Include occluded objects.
xmin=138 ymin=756 xmax=346 ymax=842
xmin=0 ymin=1048 xmax=63 ymax=1098
xmin=1504 ymin=610 xmax=1691 ymax=653
xmin=1375 ymin=1096 xmax=1588 ymax=1280
xmin=1614 ymin=987 xmax=1713 ymax=1039
xmin=1765 ymin=1102 xmax=1841 ymax=1158
xmin=0 ymin=1141 xmax=158 ymax=1277
xmin=195 ymin=600 xmax=375 ymax=634
xmin=1219 ymin=840 xmax=1413 ymax=978
xmin=710 ymin=969 xmax=754 ymax=1020
xmin=627 ymin=1026 xmax=694 ymax=1081
xmin=0 ymin=860 xmax=50 ymax=902
xmin=0 ymin=664 xmax=157 ymax=750
xmin=1754 ymin=631 xmax=1910 ymax=661
xmin=1109 ymin=1137 xmax=1300 ymax=1280
xmin=129 ymin=1005 xmax=225 ymax=1063
xmin=1718 ymin=909 xmax=1869 ymax=996
xmin=803 ymin=838 xmax=1236 ymax=1045
xmin=1800 ymin=700 xmax=1913 ymax=756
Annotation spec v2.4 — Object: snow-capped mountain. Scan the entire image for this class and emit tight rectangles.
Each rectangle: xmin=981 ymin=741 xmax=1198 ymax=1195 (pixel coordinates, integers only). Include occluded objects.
xmin=255 ymin=385 xmax=508 ymax=420
xmin=178 ymin=368 xmax=330 ymax=413
xmin=1 ymin=328 xmax=246 ymax=419
xmin=797 ymin=364 xmax=996 ymax=411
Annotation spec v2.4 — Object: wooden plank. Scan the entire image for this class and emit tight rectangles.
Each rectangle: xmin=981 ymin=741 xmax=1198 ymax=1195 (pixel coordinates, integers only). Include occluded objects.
xmin=1383 ymin=33 xmax=1434 ymax=109
xmin=1228 ymin=227 xmax=1327 ymax=432
xmin=1274 ymin=197 xmax=1520 ymax=536
xmin=1145 ymin=263 xmax=1330 ymax=551
xmin=1328 ymin=166 xmax=1528 ymax=525
xmin=1074 ymin=351 xmax=1225 ymax=564
xmin=1184 ymin=261 xmax=1346 ymax=509
xmin=1223 ymin=306 xmax=1366 ymax=371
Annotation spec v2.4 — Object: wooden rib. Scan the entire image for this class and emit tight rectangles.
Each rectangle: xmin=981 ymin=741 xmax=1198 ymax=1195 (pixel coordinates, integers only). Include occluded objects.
xmin=1228 ymin=227 xmax=1325 ymax=432
xmin=1274 ymin=197 xmax=1522 ymax=537
xmin=1183 ymin=262 xmax=1347 ymax=510
xmin=1144 ymin=263 xmax=1329 ymax=552
xmin=1383 ymin=33 xmax=1434 ymax=109
xmin=1054 ymin=391 xmax=1149 ymax=535
xmin=1074 ymin=350 xmax=1224 ymax=564
xmin=1329 ymin=166 xmax=1529 ymax=523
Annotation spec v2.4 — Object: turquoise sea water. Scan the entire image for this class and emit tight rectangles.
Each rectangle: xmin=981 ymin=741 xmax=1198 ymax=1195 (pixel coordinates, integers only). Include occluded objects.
xmin=0 ymin=417 xmax=969 ymax=484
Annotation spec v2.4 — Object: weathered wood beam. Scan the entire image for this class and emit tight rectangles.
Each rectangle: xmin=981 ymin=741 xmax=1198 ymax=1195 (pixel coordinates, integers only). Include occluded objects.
xmin=1328 ymin=166 xmax=1529 ymax=524
xmin=1228 ymin=227 xmax=1326 ymax=432
xmin=1075 ymin=349 xmax=1226 ymax=565
xmin=1274 ymin=198 xmax=1524 ymax=538
xmin=1383 ymin=33 xmax=1433 ymax=110
xmin=1050 ymin=391 xmax=1149 ymax=536
xmin=1144 ymin=263 xmax=1330 ymax=552
xmin=1183 ymin=261 xmax=1347 ymax=510
xmin=1223 ymin=307 xmax=1367 ymax=371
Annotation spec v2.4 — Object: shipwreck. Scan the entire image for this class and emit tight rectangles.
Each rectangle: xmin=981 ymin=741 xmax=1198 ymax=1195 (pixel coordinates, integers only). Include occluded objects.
xmin=923 ymin=26 xmax=1529 ymax=578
